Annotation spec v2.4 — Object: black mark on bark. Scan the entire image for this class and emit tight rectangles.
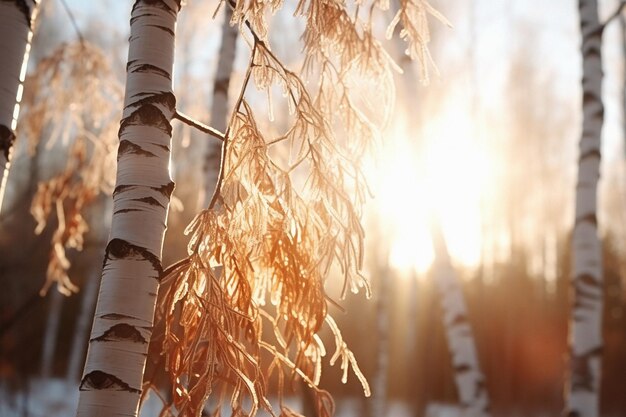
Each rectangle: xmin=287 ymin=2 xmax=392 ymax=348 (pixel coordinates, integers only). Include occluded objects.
xmin=80 ymin=370 xmax=141 ymax=393
xmin=135 ymin=196 xmax=163 ymax=207
xmin=213 ymin=78 xmax=230 ymax=95
xmin=0 ymin=125 xmax=16 ymax=162
xmin=570 ymin=346 xmax=602 ymax=392
xmin=91 ymin=323 xmax=148 ymax=344
xmin=113 ymin=184 xmax=135 ymax=198
xmin=152 ymin=181 xmax=175 ymax=199
xmin=575 ymin=212 xmax=597 ymax=227
xmin=114 ymin=208 xmax=142 ymax=215
xmin=134 ymin=0 xmax=181 ymax=13
xmin=104 ymin=238 xmax=162 ymax=276
xmin=130 ymin=63 xmax=171 ymax=79
xmin=5 ymin=0 xmax=33 ymax=27
xmin=128 ymin=91 xmax=176 ymax=112
xmin=118 ymin=139 xmax=156 ymax=159
xmin=119 ymin=104 xmax=172 ymax=137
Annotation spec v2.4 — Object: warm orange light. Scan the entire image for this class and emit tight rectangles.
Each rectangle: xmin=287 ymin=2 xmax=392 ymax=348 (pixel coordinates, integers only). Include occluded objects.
xmin=368 ymin=98 xmax=488 ymax=273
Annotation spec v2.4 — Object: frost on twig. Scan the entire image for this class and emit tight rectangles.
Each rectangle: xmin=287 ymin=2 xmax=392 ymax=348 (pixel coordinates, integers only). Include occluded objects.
xmin=22 ymin=41 xmax=122 ymax=295
xmin=145 ymin=1 xmax=447 ymax=416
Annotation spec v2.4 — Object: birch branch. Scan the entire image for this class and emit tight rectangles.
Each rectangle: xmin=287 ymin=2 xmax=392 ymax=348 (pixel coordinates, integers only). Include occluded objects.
xmin=174 ymin=110 xmax=225 ymax=141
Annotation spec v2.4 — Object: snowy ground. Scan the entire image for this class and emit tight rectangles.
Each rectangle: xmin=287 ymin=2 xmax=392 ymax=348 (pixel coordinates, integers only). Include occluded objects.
xmin=0 ymin=378 xmax=564 ymax=417
xmin=0 ymin=378 xmax=417 ymax=417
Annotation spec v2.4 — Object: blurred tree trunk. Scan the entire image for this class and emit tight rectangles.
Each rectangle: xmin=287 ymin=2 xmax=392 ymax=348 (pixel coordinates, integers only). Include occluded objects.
xmin=67 ymin=260 xmax=101 ymax=382
xmin=430 ymin=220 xmax=490 ymax=417
xmin=564 ymin=1 xmax=605 ymax=416
xmin=0 ymin=0 xmax=39 ymax=211
xmin=40 ymin=287 xmax=63 ymax=378
xmin=76 ymin=1 xmax=181 ymax=415
xmin=203 ymin=6 xmax=237 ymax=207
xmin=368 ymin=259 xmax=390 ymax=417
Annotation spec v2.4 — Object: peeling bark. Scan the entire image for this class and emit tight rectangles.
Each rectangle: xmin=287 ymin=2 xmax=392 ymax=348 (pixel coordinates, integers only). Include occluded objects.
xmin=565 ymin=1 xmax=605 ymax=416
xmin=431 ymin=221 xmax=490 ymax=417
xmin=0 ymin=0 xmax=39 ymax=211
xmin=76 ymin=1 xmax=181 ymax=415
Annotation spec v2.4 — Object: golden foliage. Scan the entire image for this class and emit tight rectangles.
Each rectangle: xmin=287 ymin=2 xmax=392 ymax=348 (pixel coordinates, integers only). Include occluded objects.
xmin=386 ymin=0 xmax=451 ymax=83
xmin=21 ymin=41 xmax=122 ymax=295
xmin=146 ymin=0 xmax=446 ymax=415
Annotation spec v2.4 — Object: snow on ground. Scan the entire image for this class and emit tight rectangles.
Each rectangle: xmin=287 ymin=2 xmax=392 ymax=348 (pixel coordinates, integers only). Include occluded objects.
xmin=0 ymin=377 xmax=590 ymax=417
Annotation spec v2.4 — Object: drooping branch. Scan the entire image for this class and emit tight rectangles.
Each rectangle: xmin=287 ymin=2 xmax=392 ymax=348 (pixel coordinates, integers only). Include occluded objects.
xmin=148 ymin=1 xmax=448 ymax=416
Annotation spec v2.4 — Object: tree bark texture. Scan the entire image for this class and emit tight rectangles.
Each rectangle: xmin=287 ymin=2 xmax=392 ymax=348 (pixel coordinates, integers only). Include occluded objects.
xmin=430 ymin=221 xmax=490 ymax=417
xmin=0 ymin=0 xmax=39 ymax=211
xmin=565 ymin=1 xmax=605 ymax=416
xmin=76 ymin=1 xmax=181 ymax=415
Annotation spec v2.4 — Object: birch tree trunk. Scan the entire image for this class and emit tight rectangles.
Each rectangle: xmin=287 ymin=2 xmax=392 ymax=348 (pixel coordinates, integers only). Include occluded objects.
xmin=203 ymin=6 xmax=237 ymax=206
xmin=565 ymin=1 xmax=605 ymax=416
xmin=371 ymin=260 xmax=390 ymax=417
xmin=0 ymin=0 xmax=39 ymax=211
xmin=40 ymin=287 xmax=63 ymax=378
xmin=430 ymin=220 xmax=490 ymax=417
xmin=76 ymin=1 xmax=181 ymax=415
xmin=67 ymin=265 xmax=101 ymax=382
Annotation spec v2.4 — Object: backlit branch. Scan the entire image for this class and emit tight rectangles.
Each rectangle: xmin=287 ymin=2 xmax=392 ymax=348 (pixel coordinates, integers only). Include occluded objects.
xmin=173 ymin=110 xmax=225 ymax=141
xmin=148 ymin=1 xmax=448 ymax=416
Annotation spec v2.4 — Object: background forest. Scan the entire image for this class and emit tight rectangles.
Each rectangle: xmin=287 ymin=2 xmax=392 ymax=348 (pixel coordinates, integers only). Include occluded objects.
xmin=1 ymin=0 xmax=626 ymax=416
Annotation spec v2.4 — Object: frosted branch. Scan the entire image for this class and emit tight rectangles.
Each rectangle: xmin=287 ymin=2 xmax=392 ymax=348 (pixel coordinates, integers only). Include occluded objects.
xmin=173 ymin=110 xmax=225 ymax=141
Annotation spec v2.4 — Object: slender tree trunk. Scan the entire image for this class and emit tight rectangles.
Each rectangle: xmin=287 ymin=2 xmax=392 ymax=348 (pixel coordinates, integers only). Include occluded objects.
xmin=76 ymin=1 xmax=181 ymax=415
xmin=40 ymin=287 xmax=63 ymax=378
xmin=565 ymin=1 xmax=605 ymax=416
xmin=430 ymin=220 xmax=490 ymax=417
xmin=369 ymin=260 xmax=389 ymax=417
xmin=67 ymin=264 xmax=101 ymax=382
xmin=0 ymin=0 xmax=39 ymax=211
xmin=203 ymin=6 xmax=237 ymax=207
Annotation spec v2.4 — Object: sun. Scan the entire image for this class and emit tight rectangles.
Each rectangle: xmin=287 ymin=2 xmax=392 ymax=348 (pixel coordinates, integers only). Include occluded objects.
xmin=368 ymin=102 xmax=487 ymax=274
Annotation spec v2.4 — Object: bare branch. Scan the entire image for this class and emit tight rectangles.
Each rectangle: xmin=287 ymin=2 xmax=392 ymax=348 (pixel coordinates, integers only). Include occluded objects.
xmin=173 ymin=110 xmax=225 ymax=141
xmin=59 ymin=0 xmax=85 ymax=45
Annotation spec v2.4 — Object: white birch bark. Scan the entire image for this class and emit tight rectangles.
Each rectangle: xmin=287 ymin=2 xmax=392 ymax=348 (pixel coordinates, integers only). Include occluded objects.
xmin=0 ymin=0 xmax=39 ymax=211
xmin=203 ymin=6 xmax=237 ymax=206
xmin=430 ymin=221 xmax=490 ymax=417
xmin=565 ymin=1 xmax=604 ymax=416
xmin=76 ymin=1 xmax=181 ymax=415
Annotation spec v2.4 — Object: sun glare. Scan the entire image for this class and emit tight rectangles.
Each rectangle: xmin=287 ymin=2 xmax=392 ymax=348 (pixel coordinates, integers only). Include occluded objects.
xmin=370 ymin=102 xmax=487 ymax=273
